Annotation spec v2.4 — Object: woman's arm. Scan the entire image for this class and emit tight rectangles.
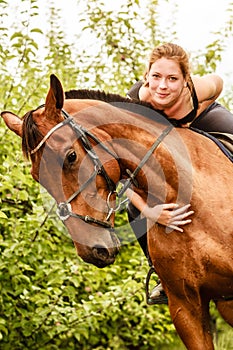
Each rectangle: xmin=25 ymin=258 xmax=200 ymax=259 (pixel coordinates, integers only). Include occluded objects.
xmin=192 ymin=74 xmax=223 ymax=113
xmin=126 ymin=188 xmax=194 ymax=232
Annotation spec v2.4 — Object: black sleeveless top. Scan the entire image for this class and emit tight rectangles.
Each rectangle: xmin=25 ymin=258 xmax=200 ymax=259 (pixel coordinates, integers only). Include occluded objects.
xmin=127 ymin=80 xmax=199 ymax=127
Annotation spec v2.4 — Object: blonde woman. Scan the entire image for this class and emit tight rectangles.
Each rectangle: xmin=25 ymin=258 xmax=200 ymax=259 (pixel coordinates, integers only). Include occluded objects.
xmin=127 ymin=43 xmax=233 ymax=304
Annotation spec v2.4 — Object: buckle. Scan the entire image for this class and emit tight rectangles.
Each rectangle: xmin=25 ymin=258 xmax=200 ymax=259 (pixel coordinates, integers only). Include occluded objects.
xmin=56 ymin=202 xmax=72 ymax=221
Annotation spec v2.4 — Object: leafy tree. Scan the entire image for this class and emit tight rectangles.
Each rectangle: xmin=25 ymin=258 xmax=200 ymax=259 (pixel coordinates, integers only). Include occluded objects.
xmin=0 ymin=0 xmax=233 ymax=349
xmin=71 ymin=0 xmax=149 ymax=93
xmin=44 ymin=2 xmax=80 ymax=89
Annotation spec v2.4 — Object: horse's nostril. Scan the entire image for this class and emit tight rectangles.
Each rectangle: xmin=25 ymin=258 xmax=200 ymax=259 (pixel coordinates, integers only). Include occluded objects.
xmin=92 ymin=245 xmax=109 ymax=260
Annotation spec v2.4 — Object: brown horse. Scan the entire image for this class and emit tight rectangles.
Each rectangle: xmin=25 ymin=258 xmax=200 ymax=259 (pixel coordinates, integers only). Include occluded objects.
xmin=1 ymin=74 xmax=233 ymax=350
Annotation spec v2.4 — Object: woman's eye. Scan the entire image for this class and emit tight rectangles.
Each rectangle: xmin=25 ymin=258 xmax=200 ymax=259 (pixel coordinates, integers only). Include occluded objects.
xmin=67 ymin=151 xmax=77 ymax=163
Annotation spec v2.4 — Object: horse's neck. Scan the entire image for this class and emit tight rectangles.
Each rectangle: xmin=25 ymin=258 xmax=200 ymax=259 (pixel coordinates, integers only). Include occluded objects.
xmin=68 ymin=100 xmax=192 ymax=205
xmin=107 ymin=124 xmax=193 ymax=206
xmin=96 ymin=114 xmax=183 ymax=204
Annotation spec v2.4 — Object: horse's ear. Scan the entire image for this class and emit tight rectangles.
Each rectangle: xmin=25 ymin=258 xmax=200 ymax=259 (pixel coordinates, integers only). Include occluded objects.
xmin=45 ymin=74 xmax=64 ymax=114
xmin=1 ymin=111 xmax=23 ymax=137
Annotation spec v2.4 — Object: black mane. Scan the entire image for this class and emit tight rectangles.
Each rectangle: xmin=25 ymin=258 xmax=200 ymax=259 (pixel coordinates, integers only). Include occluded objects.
xmin=22 ymin=109 xmax=44 ymax=160
xmin=65 ymin=89 xmax=154 ymax=109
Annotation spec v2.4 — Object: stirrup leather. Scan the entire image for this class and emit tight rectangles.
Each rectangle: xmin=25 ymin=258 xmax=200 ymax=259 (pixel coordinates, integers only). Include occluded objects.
xmin=145 ymin=267 xmax=168 ymax=305
xmin=145 ymin=267 xmax=156 ymax=304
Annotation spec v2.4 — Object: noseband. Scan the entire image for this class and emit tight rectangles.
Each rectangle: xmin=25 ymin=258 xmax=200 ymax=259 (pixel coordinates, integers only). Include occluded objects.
xmin=30 ymin=105 xmax=173 ymax=229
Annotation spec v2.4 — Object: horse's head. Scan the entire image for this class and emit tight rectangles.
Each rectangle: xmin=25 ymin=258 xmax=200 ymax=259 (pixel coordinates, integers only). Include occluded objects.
xmin=1 ymin=74 xmax=121 ymax=268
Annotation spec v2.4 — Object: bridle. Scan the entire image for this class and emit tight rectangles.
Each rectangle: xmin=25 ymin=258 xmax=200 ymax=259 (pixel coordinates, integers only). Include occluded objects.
xmin=30 ymin=107 xmax=119 ymax=228
xmin=30 ymin=105 xmax=173 ymax=229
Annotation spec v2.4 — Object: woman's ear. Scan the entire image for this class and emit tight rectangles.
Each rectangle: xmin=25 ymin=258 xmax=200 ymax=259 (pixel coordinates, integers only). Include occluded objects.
xmin=143 ymin=73 xmax=149 ymax=87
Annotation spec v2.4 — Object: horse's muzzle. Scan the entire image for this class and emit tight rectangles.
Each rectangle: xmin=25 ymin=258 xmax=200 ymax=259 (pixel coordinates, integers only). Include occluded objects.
xmin=89 ymin=231 xmax=120 ymax=268
xmin=91 ymin=246 xmax=116 ymax=268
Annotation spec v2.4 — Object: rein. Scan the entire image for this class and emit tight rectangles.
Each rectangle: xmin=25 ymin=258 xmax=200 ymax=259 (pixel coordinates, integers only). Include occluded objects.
xmin=30 ymin=107 xmax=173 ymax=228
xmin=118 ymin=124 xmax=173 ymax=197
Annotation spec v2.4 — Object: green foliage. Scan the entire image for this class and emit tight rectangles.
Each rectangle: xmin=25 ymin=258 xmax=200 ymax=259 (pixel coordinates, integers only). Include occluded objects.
xmin=0 ymin=0 xmax=233 ymax=348
xmin=44 ymin=5 xmax=80 ymax=88
xmin=0 ymin=153 xmax=176 ymax=349
xmin=77 ymin=0 xmax=148 ymax=93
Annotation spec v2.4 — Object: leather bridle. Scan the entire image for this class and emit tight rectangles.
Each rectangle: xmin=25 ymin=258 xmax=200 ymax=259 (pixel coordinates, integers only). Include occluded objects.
xmin=30 ymin=106 xmax=173 ymax=228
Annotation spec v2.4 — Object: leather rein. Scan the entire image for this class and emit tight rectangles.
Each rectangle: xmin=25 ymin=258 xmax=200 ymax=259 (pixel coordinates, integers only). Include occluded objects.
xmin=30 ymin=106 xmax=173 ymax=229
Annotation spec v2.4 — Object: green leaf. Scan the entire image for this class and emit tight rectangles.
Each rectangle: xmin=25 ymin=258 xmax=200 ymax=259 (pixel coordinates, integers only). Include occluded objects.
xmin=30 ymin=28 xmax=43 ymax=34
xmin=0 ymin=211 xmax=7 ymax=219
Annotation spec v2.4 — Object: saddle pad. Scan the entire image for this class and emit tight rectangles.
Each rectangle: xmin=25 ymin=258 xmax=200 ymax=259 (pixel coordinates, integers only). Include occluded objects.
xmin=208 ymin=132 xmax=233 ymax=154
xmin=190 ymin=128 xmax=233 ymax=163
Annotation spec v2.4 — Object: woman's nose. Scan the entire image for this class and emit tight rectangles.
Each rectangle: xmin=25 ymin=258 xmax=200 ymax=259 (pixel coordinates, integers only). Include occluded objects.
xmin=159 ymin=78 xmax=167 ymax=89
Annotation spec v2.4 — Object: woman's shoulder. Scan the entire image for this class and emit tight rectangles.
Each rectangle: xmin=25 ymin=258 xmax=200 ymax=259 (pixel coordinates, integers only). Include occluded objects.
xmin=127 ymin=81 xmax=144 ymax=99
xmin=192 ymin=74 xmax=223 ymax=103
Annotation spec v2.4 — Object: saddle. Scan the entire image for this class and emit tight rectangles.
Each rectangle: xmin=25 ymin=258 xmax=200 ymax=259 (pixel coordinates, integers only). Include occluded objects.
xmin=209 ymin=132 xmax=233 ymax=156
xmin=191 ymin=128 xmax=233 ymax=162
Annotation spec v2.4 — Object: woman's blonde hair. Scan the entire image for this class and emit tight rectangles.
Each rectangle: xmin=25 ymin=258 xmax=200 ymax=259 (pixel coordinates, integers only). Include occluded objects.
xmin=143 ymin=43 xmax=193 ymax=92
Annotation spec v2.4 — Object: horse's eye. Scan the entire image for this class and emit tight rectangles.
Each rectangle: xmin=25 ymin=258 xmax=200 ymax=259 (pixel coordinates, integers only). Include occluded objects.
xmin=67 ymin=151 xmax=77 ymax=163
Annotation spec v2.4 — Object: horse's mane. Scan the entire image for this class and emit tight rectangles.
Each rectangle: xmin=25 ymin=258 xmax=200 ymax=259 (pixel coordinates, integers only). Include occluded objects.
xmin=65 ymin=89 xmax=155 ymax=110
xmin=21 ymin=110 xmax=44 ymax=159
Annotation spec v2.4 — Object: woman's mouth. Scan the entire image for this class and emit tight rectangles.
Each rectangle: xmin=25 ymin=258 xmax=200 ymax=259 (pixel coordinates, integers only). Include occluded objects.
xmin=156 ymin=92 xmax=169 ymax=99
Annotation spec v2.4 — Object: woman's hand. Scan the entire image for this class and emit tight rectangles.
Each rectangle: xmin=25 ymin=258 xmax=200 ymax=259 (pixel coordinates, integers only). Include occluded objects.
xmin=142 ymin=203 xmax=194 ymax=232
xmin=125 ymin=188 xmax=193 ymax=232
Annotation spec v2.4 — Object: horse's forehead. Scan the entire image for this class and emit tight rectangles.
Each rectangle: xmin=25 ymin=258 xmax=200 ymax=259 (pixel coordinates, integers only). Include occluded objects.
xmin=30 ymin=108 xmax=47 ymax=128
xmin=46 ymin=125 xmax=81 ymax=154
xmin=31 ymin=106 xmax=45 ymax=119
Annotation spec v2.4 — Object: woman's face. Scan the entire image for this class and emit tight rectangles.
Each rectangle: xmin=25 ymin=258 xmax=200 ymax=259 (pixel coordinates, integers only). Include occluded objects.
xmin=147 ymin=57 xmax=186 ymax=109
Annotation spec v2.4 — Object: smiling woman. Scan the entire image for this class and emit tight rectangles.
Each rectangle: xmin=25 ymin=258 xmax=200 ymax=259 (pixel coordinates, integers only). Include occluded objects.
xmin=128 ymin=43 xmax=232 ymax=129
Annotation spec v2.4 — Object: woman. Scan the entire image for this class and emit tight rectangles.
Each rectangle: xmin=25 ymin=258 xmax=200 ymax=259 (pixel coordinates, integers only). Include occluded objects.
xmin=126 ymin=43 xmax=233 ymax=304
xmin=127 ymin=43 xmax=233 ymax=131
